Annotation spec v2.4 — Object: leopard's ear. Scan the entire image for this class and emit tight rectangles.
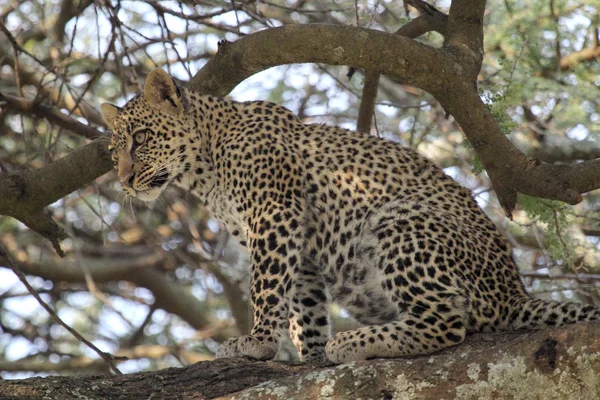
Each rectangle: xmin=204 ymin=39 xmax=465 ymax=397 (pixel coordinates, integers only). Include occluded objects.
xmin=101 ymin=103 xmax=121 ymax=129
xmin=143 ymin=69 xmax=183 ymax=115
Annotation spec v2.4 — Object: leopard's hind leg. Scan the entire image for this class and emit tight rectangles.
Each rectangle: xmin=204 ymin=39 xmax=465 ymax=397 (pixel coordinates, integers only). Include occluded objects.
xmin=325 ymin=295 xmax=468 ymax=363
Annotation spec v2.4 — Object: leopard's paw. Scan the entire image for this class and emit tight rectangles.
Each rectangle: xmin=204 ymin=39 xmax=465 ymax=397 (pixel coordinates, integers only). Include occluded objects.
xmin=216 ymin=335 xmax=278 ymax=360
xmin=325 ymin=331 xmax=372 ymax=364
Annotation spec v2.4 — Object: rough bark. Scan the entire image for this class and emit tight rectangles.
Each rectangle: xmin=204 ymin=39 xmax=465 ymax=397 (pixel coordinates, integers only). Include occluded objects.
xmin=2 ymin=322 xmax=599 ymax=399
xmin=0 ymin=140 xmax=113 ymax=255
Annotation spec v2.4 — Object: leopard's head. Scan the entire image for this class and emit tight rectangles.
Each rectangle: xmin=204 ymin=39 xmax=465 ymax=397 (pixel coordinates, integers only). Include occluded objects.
xmin=101 ymin=69 xmax=192 ymax=201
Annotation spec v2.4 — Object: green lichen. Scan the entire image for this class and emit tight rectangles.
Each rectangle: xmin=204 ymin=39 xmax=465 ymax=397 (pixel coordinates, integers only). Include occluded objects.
xmin=455 ymin=352 xmax=600 ymax=400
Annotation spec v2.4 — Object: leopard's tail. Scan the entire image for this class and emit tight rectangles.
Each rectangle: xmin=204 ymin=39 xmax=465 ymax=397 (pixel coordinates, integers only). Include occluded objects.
xmin=506 ymin=296 xmax=600 ymax=330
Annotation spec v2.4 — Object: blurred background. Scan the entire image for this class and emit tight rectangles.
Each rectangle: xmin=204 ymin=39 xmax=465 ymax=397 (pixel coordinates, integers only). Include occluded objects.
xmin=0 ymin=0 xmax=599 ymax=377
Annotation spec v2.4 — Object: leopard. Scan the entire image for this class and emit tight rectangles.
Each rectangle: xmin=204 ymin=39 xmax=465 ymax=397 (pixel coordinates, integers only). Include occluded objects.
xmin=101 ymin=68 xmax=600 ymax=364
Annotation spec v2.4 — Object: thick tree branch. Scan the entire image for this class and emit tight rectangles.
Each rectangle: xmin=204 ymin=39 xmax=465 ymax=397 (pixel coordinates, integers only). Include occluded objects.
xmin=444 ymin=0 xmax=485 ymax=79
xmin=17 ymin=249 xmax=166 ymax=282
xmin=2 ymin=322 xmax=599 ymax=399
xmin=0 ymin=140 xmax=112 ymax=253
xmin=528 ymin=140 xmax=600 ymax=163
xmin=439 ymin=84 xmax=596 ymax=211
xmin=191 ymin=23 xmax=599 ymax=211
xmin=188 ymin=25 xmax=449 ymax=96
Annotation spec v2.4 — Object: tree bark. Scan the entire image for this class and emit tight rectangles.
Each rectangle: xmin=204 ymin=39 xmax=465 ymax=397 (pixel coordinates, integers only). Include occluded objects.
xmin=2 ymin=322 xmax=599 ymax=399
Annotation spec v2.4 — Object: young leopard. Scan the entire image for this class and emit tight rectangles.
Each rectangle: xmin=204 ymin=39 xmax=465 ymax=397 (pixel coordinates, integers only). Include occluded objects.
xmin=101 ymin=69 xmax=600 ymax=364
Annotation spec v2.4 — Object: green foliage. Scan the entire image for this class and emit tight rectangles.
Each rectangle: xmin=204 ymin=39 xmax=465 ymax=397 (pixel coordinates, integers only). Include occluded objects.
xmin=481 ymin=91 xmax=519 ymax=135
xmin=462 ymin=140 xmax=485 ymax=175
xmin=518 ymin=194 xmax=577 ymax=266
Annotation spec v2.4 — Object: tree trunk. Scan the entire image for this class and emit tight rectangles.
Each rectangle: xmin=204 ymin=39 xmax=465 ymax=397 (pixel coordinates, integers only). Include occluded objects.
xmin=2 ymin=322 xmax=599 ymax=399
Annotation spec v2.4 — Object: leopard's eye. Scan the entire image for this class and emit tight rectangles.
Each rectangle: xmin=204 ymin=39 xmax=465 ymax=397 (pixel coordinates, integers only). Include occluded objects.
xmin=134 ymin=131 xmax=146 ymax=145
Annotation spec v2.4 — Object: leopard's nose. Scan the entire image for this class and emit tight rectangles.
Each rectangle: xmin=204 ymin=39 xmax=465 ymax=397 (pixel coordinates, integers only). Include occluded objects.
xmin=119 ymin=172 xmax=135 ymax=188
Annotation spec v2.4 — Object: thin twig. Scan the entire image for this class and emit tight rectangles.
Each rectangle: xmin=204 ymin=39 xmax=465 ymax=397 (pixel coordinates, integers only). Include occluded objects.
xmin=0 ymin=245 xmax=123 ymax=375
xmin=522 ymin=272 xmax=600 ymax=281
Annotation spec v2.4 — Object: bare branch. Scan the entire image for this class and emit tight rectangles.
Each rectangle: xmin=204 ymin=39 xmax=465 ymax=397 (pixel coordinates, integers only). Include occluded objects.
xmin=0 ymin=344 xmax=212 ymax=373
xmin=356 ymin=71 xmax=380 ymax=133
xmin=0 ymin=244 xmax=123 ymax=374
xmin=0 ymin=92 xmax=105 ymax=139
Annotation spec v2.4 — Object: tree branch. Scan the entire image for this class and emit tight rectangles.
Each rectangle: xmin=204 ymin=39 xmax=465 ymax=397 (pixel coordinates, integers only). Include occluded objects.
xmin=188 ymin=25 xmax=448 ymax=96
xmin=528 ymin=140 xmax=600 ymax=163
xmin=0 ymin=140 xmax=112 ymax=254
xmin=125 ymin=269 xmax=215 ymax=331
xmin=0 ymin=92 xmax=105 ymax=139
xmin=356 ymin=0 xmax=448 ymax=134
xmin=8 ymin=250 xmax=216 ymax=331
xmin=404 ymin=0 xmax=448 ymax=37
xmin=444 ymin=0 xmax=485 ymax=79
xmin=356 ymin=71 xmax=380 ymax=133
xmin=436 ymin=81 xmax=595 ymax=213
xmin=559 ymin=46 xmax=600 ymax=70
xmin=2 ymin=322 xmax=599 ymax=399
xmin=0 ymin=345 xmax=212 ymax=373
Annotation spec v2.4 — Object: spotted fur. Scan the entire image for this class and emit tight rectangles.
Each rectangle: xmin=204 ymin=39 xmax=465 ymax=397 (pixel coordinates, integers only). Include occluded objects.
xmin=102 ymin=69 xmax=600 ymax=364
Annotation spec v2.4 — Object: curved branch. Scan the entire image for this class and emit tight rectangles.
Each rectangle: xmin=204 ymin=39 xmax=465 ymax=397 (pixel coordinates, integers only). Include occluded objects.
xmin=439 ymin=83 xmax=595 ymax=211
xmin=190 ymin=23 xmax=599 ymax=211
xmin=188 ymin=24 xmax=451 ymax=96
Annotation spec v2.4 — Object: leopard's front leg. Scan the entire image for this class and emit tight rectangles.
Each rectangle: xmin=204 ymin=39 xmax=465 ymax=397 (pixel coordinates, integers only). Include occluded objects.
xmin=215 ymin=139 xmax=330 ymax=361
xmin=288 ymin=269 xmax=330 ymax=362
xmin=216 ymin=204 xmax=329 ymax=361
